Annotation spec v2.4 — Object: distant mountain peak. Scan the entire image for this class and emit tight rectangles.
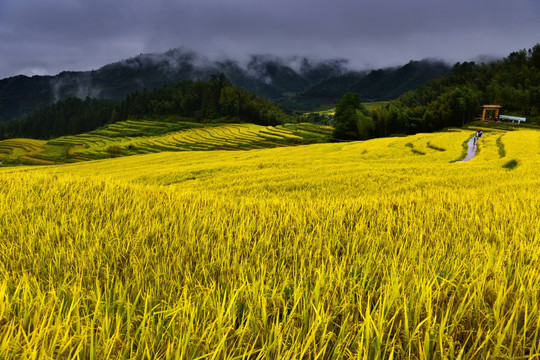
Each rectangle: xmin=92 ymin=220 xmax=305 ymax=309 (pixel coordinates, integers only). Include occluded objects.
xmin=0 ymin=47 xmax=449 ymax=122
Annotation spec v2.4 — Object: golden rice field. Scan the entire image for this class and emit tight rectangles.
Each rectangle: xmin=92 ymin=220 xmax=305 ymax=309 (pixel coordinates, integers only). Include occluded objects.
xmin=1 ymin=127 xmax=540 ymax=359
xmin=0 ymin=119 xmax=331 ymax=165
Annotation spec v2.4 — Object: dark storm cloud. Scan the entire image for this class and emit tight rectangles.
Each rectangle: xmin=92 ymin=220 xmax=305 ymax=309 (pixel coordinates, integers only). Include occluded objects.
xmin=1 ymin=0 xmax=539 ymax=78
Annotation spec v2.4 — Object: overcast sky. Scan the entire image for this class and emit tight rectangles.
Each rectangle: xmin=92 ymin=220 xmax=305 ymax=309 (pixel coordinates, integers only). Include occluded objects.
xmin=1 ymin=0 xmax=539 ymax=79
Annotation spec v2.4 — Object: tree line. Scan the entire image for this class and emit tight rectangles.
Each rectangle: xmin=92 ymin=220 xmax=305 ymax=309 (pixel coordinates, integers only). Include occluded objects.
xmin=333 ymin=44 xmax=540 ymax=140
xmin=0 ymin=74 xmax=292 ymax=140
xmin=0 ymin=97 xmax=117 ymax=140
xmin=126 ymin=74 xmax=291 ymax=125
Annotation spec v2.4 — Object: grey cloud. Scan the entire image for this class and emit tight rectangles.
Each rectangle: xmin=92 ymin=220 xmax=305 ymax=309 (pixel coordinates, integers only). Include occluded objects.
xmin=1 ymin=0 xmax=539 ymax=79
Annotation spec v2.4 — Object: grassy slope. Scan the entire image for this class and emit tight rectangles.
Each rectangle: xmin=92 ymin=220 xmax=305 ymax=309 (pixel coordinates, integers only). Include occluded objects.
xmin=0 ymin=117 xmax=332 ymax=165
xmin=1 ymin=128 xmax=540 ymax=358
xmin=301 ymin=101 xmax=390 ymax=121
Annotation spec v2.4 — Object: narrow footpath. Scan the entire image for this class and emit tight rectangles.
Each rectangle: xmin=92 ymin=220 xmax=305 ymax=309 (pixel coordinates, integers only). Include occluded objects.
xmin=459 ymin=136 xmax=477 ymax=162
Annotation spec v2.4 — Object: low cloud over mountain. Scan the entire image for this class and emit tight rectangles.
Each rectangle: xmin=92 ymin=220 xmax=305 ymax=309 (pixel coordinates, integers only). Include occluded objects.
xmin=0 ymin=48 xmax=449 ymax=122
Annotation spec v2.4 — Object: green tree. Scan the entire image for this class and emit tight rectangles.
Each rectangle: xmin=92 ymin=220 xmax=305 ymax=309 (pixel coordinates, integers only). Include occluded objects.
xmin=357 ymin=111 xmax=375 ymax=139
xmin=332 ymin=93 xmax=364 ymax=140
xmin=531 ymin=44 xmax=540 ymax=70
xmin=219 ymin=86 xmax=240 ymax=117
xmin=109 ymin=109 xmax=119 ymax=124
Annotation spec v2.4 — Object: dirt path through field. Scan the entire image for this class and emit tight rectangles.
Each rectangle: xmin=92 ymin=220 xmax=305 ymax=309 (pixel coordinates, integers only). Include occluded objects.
xmin=459 ymin=136 xmax=477 ymax=162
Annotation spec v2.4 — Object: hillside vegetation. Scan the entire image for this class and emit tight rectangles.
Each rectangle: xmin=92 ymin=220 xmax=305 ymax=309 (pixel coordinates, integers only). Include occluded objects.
xmin=0 ymin=48 xmax=449 ymax=124
xmin=1 ymin=127 xmax=540 ymax=358
xmin=319 ymin=44 xmax=540 ymax=143
xmin=286 ymin=59 xmax=449 ymax=110
xmin=0 ymin=118 xmax=331 ymax=165
xmin=368 ymin=44 xmax=540 ymax=137
xmin=0 ymin=49 xmax=348 ymax=123
xmin=0 ymin=75 xmax=292 ymax=141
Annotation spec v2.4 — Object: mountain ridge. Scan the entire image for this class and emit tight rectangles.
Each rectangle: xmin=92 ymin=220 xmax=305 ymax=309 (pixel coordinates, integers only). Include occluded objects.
xmin=0 ymin=48 xmax=349 ymax=122
xmin=0 ymin=48 xmax=450 ymax=123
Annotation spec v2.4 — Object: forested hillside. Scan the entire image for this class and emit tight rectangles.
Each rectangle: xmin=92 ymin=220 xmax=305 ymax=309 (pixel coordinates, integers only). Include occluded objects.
xmin=0 ymin=49 xmax=347 ymax=123
xmin=385 ymin=45 xmax=539 ymax=131
xmin=283 ymin=60 xmax=450 ymax=110
xmin=0 ymin=48 xmax=450 ymax=123
xmin=0 ymin=75 xmax=291 ymax=140
xmin=339 ymin=44 xmax=540 ymax=139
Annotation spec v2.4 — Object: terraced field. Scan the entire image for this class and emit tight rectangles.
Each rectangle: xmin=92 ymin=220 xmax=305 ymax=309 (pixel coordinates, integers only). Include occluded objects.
xmin=0 ymin=119 xmax=332 ymax=165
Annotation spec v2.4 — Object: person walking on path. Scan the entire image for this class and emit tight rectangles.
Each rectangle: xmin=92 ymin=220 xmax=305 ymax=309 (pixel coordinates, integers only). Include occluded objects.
xmin=473 ymin=130 xmax=483 ymax=145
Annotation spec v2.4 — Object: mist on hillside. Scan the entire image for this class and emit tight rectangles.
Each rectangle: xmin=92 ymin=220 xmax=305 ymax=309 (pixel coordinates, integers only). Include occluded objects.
xmin=0 ymin=47 xmax=452 ymax=123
